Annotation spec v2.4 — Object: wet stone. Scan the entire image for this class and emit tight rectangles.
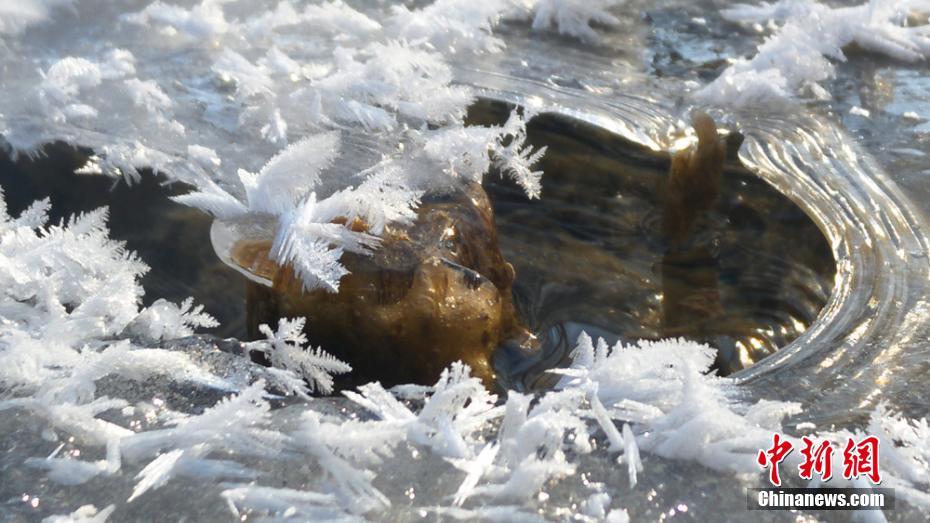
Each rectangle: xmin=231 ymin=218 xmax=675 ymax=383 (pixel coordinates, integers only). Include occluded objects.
xmin=233 ymin=182 xmax=532 ymax=389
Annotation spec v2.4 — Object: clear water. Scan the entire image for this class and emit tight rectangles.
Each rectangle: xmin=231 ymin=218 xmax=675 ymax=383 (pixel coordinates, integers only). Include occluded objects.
xmin=470 ymin=102 xmax=835 ymax=388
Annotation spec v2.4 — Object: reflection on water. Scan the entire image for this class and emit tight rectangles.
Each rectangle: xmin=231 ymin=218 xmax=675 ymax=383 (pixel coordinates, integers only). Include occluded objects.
xmin=469 ymin=101 xmax=836 ymax=389
xmin=0 ymin=105 xmax=836 ymax=390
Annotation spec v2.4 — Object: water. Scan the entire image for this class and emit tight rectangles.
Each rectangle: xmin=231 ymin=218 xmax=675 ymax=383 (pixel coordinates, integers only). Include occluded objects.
xmin=470 ymin=101 xmax=835 ymax=387
xmin=446 ymin=3 xmax=930 ymax=433
xmin=0 ymin=100 xmax=835 ymax=390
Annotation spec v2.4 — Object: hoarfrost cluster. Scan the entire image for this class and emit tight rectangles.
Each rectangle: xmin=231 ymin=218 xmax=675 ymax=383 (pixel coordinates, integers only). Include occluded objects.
xmin=698 ymin=0 xmax=930 ymax=106
xmin=0 ymin=188 xmax=348 ymax=486
xmin=0 ymin=0 xmax=619 ymax=292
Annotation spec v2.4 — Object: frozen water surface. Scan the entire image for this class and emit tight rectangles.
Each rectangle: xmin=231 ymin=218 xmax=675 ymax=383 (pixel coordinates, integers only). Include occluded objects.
xmin=1 ymin=0 xmax=930 ymax=521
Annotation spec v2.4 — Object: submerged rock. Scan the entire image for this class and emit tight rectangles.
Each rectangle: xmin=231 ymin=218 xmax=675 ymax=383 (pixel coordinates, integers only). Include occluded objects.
xmin=231 ymin=182 xmax=530 ymax=389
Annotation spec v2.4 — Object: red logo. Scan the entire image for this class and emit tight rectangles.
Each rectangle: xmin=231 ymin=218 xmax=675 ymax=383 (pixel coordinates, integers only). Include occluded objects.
xmin=757 ymin=433 xmax=794 ymax=486
xmin=758 ymin=434 xmax=881 ymax=485
xmin=843 ymin=435 xmax=882 ymax=484
xmin=798 ymin=436 xmax=834 ymax=481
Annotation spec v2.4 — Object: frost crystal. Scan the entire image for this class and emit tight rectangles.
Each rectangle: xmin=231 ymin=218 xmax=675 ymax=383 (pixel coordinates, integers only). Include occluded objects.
xmin=124 ymin=0 xmax=230 ymax=39
xmin=492 ymin=110 xmax=548 ymax=199
xmin=0 ymin=0 xmax=635 ymax=293
xmin=516 ymin=0 xmax=625 ymax=43
xmin=816 ymin=404 xmax=930 ymax=510
xmin=246 ymin=318 xmax=352 ymax=396
xmin=4 ymin=0 xmax=929 ymax=520
xmin=42 ymin=504 xmax=116 ymax=523
xmin=0 ymin=192 xmax=287 ymax=503
xmin=2 ymin=189 xmax=925 ymax=519
xmin=0 ymin=192 xmax=222 ymax=407
xmin=120 ymin=381 xmax=283 ymax=501
xmin=699 ymin=0 xmax=930 ymax=106
xmin=126 ymin=298 xmax=218 ymax=341
xmin=222 ymin=485 xmax=357 ymax=522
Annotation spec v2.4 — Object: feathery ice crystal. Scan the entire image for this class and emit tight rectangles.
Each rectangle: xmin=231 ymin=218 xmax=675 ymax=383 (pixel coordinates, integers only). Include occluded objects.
xmin=1 ymin=0 xmax=613 ymax=293
xmin=12 ymin=188 xmax=917 ymax=520
xmin=699 ymin=0 xmax=930 ymax=106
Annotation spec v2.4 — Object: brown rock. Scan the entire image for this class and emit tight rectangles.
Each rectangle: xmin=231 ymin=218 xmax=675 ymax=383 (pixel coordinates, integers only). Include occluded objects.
xmin=661 ymin=111 xmax=726 ymax=246
xmin=233 ymin=182 xmax=528 ymax=389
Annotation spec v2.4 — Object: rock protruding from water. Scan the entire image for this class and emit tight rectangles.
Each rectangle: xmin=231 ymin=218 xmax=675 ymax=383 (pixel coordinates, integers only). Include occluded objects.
xmin=235 ymin=182 xmax=529 ymax=389
xmin=661 ymin=111 xmax=726 ymax=246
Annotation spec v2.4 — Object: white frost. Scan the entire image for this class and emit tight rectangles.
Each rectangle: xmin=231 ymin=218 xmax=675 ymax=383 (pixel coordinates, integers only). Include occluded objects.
xmin=42 ymin=504 xmax=116 ymax=523
xmin=0 ymin=0 xmax=621 ymax=293
xmin=2 ymin=1 xmax=929 ymax=521
xmin=699 ymin=0 xmax=930 ymax=106
xmin=246 ymin=318 xmax=352 ymax=396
